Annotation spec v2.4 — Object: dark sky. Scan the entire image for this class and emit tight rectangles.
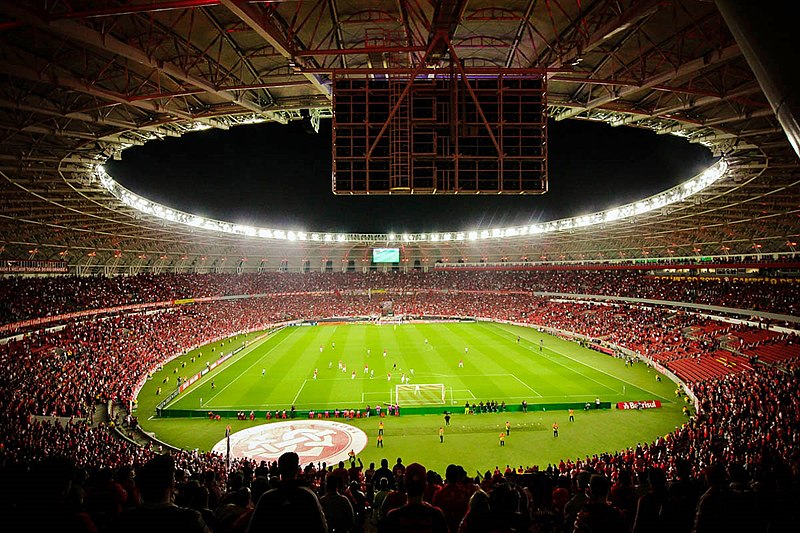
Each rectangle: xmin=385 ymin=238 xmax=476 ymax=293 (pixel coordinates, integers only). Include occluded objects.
xmin=106 ymin=119 xmax=714 ymax=233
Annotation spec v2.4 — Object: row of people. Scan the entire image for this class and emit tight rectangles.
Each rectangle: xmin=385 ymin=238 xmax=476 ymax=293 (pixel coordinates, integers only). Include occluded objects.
xmin=2 ymin=269 xmax=798 ymax=325
xmin=8 ymin=359 xmax=799 ymax=533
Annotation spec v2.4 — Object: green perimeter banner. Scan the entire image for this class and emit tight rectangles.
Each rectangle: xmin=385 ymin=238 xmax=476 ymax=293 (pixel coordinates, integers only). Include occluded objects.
xmin=158 ymin=402 xmax=612 ymax=419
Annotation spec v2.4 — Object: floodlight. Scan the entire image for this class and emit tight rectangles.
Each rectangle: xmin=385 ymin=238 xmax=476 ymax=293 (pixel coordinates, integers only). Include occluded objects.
xmin=96 ymin=158 xmax=726 ymax=243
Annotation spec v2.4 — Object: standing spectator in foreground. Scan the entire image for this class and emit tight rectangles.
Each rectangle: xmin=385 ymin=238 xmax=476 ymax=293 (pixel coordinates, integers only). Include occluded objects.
xmin=392 ymin=457 xmax=406 ymax=481
xmin=573 ymin=474 xmax=626 ymax=533
xmin=111 ymin=455 xmax=210 ymax=533
xmin=371 ymin=477 xmax=393 ymax=529
xmin=247 ymin=452 xmax=327 ymax=533
xmin=372 ymin=458 xmax=395 ymax=491
xmin=22 ymin=456 xmax=98 ymax=533
xmin=632 ymin=467 xmax=668 ymax=533
xmin=433 ymin=464 xmax=473 ymax=533
xmin=563 ymin=471 xmax=592 ymax=531
xmin=320 ymin=475 xmax=354 ymax=533
xmin=692 ymin=464 xmax=739 ymax=533
xmin=381 ymin=463 xmax=448 ymax=533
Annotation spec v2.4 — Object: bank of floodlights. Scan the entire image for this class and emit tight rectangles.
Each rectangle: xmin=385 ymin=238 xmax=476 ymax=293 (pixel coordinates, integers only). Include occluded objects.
xmin=95 ymin=159 xmax=727 ymax=243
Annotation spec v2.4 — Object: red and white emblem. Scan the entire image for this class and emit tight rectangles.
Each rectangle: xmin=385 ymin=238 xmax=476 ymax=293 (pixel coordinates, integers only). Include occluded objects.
xmin=212 ymin=420 xmax=368 ymax=465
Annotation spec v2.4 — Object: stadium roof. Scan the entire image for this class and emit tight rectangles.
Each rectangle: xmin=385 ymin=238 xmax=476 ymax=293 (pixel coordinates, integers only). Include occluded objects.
xmin=0 ymin=0 xmax=797 ymax=272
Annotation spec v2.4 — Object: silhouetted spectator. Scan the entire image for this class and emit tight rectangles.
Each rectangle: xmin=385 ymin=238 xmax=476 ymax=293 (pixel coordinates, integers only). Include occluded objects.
xmin=111 ymin=454 xmax=210 ymax=533
xmin=433 ymin=464 xmax=473 ymax=533
xmin=247 ymin=451 xmax=327 ymax=533
xmin=457 ymin=489 xmax=491 ymax=533
xmin=632 ymin=467 xmax=668 ymax=533
xmin=573 ymin=474 xmax=625 ymax=533
xmin=381 ymin=463 xmax=447 ymax=533
xmin=320 ymin=474 xmax=354 ymax=533
xmin=21 ymin=456 xmax=98 ymax=533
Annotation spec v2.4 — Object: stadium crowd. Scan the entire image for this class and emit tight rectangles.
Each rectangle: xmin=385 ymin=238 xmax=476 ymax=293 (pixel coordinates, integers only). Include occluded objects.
xmin=3 ymin=363 xmax=798 ymax=532
xmin=4 ymin=290 xmax=784 ymax=420
xmin=0 ymin=274 xmax=798 ymax=532
xmin=1 ymin=269 xmax=798 ymax=326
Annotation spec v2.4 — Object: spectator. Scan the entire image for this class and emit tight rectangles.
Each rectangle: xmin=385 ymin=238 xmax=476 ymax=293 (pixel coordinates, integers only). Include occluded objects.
xmin=432 ymin=464 xmax=473 ymax=533
xmin=319 ymin=475 xmax=354 ymax=533
xmin=563 ymin=471 xmax=591 ymax=531
xmin=372 ymin=459 xmax=395 ymax=492
xmin=246 ymin=452 xmax=326 ymax=533
xmin=457 ymin=489 xmax=491 ymax=533
xmin=111 ymin=454 xmax=210 ymax=533
xmin=573 ymin=474 xmax=626 ymax=533
xmin=381 ymin=463 xmax=448 ymax=533
xmin=632 ymin=467 xmax=668 ymax=533
xmin=371 ymin=477 xmax=393 ymax=529
xmin=20 ymin=456 xmax=98 ymax=533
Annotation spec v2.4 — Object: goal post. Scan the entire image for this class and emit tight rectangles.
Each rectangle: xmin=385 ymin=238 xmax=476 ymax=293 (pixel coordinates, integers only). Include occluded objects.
xmin=395 ymin=383 xmax=446 ymax=405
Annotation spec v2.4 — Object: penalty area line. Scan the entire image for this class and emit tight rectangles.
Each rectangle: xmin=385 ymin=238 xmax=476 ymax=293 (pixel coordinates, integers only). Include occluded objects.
xmin=509 ymin=374 xmax=543 ymax=398
xmin=292 ymin=379 xmax=308 ymax=405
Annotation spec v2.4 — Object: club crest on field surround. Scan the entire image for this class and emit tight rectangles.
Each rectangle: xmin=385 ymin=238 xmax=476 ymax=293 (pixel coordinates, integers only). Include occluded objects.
xmin=213 ymin=420 xmax=368 ymax=464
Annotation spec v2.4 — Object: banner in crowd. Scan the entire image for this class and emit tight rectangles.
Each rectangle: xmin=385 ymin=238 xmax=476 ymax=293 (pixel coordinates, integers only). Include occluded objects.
xmin=0 ymin=300 xmax=174 ymax=334
xmin=617 ymin=400 xmax=662 ymax=410
xmin=589 ymin=343 xmax=614 ymax=355
xmin=657 ymin=275 xmax=798 ymax=284
xmin=0 ymin=260 xmax=68 ymax=273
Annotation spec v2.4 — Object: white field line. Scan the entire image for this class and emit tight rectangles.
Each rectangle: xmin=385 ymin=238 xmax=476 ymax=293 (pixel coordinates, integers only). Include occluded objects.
xmin=201 ymin=329 xmax=298 ymax=404
xmin=509 ymin=374 xmax=543 ymax=397
xmin=493 ymin=323 xmax=673 ymax=402
xmin=164 ymin=331 xmax=281 ymax=409
xmin=483 ymin=324 xmax=620 ymax=395
xmin=292 ymin=379 xmax=308 ymax=405
xmin=545 ymin=344 xmax=673 ymax=401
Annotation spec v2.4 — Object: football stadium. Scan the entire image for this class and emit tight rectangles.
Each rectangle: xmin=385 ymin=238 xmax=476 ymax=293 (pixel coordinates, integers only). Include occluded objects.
xmin=0 ymin=1 xmax=798 ymax=532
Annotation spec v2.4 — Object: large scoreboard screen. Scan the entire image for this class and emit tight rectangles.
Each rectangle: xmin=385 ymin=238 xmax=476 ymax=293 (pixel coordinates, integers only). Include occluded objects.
xmin=372 ymin=248 xmax=400 ymax=263
xmin=332 ymin=76 xmax=547 ymax=195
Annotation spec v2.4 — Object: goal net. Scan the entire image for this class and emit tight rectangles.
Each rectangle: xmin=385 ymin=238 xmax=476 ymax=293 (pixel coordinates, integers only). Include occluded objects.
xmin=395 ymin=383 xmax=446 ymax=405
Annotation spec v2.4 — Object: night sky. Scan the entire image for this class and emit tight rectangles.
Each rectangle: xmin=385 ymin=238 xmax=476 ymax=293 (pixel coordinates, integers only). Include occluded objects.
xmin=106 ymin=119 xmax=714 ymax=233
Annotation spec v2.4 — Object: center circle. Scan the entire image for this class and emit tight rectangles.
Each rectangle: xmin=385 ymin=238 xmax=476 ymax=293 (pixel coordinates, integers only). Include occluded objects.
xmin=212 ymin=420 xmax=369 ymax=465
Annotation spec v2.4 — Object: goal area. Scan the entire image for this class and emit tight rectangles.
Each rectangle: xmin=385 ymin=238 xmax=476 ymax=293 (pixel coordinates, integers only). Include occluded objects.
xmin=395 ymin=383 xmax=446 ymax=405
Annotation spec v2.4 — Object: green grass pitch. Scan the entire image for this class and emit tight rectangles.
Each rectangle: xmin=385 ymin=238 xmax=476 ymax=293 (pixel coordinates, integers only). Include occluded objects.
xmin=138 ymin=322 xmax=688 ymax=473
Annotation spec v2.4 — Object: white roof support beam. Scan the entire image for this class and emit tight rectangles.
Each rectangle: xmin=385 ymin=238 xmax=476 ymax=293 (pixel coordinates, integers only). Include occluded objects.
xmin=220 ymin=0 xmax=331 ymax=99
xmin=553 ymin=43 xmax=740 ymax=121
xmin=0 ymin=1 xmax=269 ymax=120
